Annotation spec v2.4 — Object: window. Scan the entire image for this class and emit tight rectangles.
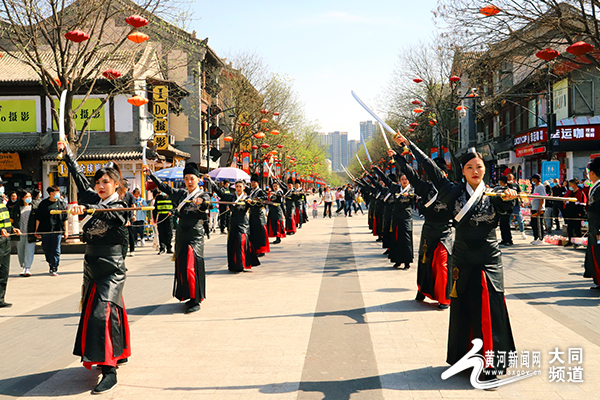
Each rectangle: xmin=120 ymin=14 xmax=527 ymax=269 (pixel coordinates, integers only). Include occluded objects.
xmin=528 ymin=99 xmax=537 ymax=129
xmin=505 ymin=110 xmax=511 ymax=137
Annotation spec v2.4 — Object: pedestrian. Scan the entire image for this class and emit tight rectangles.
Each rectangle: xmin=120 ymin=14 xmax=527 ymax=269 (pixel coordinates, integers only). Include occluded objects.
xmin=294 ymin=181 xmax=307 ymax=227
xmin=529 ymin=174 xmax=546 ymax=245
xmin=390 ymin=148 xmax=452 ymax=309
xmin=146 ymin=163 xmax=210 ymax=314
xmin=585 ymin=158 xmax=600 ymax=290
xmin=506 ymin=174 xmax=527 ymax=240
xmin=131 ymin=188 xmax=147 ymax=247
xmin=218 ymin=181 xmax=234 ymax=234
xmin=0 ymin=179 xmax=21 ymax=308
xmin=563 ymin=179 xmax=586 ymax=247
xmin=59 ymin=142 xmax=130 ymax=394
xmin=267 ymin=180 xmax=286 ymax=244
xmin=150 ymin=189 xmax=160 ymax=251
xmin=320 ymin=187 xmax=334 ymax=218
xmin=247 ymin=174 xmax=270 ymax=258
xmin=544 ymin=182 xmax=554 ymax=234
xmin=215 ymin=179 xmax=260 ymax=272
xmin=122 ymin=182 xmax=136 ymax=256
xmin=34 ymin=185 xmax=68 ymax=276
xmin=31 ymin=189 xmax=42 ymax=207
xmin=284 ymin=179 xmax=297 ymax=235
xmin=394 ymin=133 xmax=517 ymax=379
xmin=6 ymin=192 xmax=18 ymax=213
xmin=311 ymin=200 xmax=318 ymax=219
xmin=10 ymin=190 xmax=37 ymax=277
xmin=209 ymin=192 xmax=219 ymax=233
xmin=497 ymin=176 xmax=515 ymax=246
xmin=551 ymin=178 xmax=566 ymax=231
xmin=344 ymin=185 xmax=355 ymax=217
xmin=0 ymin=181 xmax=6 ymax=204
xmin=153 ymin=188 xmax=173 ymax=254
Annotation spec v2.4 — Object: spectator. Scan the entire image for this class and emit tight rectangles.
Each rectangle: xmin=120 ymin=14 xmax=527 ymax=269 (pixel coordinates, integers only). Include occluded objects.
xmin=544 ymin=182 xmax=554 ymax=234
xmin=311 ymin=200 xmax=319 ymax=219
xmin=497 ymin=176 xmax=515 ymax=246
xmin=551 ymin=178 xmax=566 ymax=232
xmin=6 ymin=192 xmax=18 ymax=213
xmin=31 ymin=189 xmax=42 ymax=207
xmin=0 ymin=181 xmax=6 ymax=204
xmin=122 ymin=182 xmax=136 ymax=256
xmin=320 ymin=187 xmax=334 ymax=218
xmin=344 ymin=185 xmax=355 ymax=217
xmin=564 ymin=179 xmax=586 ymax=247
xmin=335 ymin=187 xmax=346 ymax=215
xmin=210 ymin=192 xmax=219 ymax=232
xmin=10 ymin=190 xmax=37 ymax=277
xmin=506 ymin=174 xmax=527 ymax=240
xmin=34 ymin=185 xmax=68 ymax=276
xmin=530 ymin=174 xmax=546 ymax=245
xmin=132 ymin=188 xmax=147 ymax=247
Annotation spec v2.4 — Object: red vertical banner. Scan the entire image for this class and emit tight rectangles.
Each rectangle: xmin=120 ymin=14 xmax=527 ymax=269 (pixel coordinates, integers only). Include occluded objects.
xmin=263 ymin=159 xmax=269 ymax=178
xmin=276 ymin=162 xmax=281 ymax=178
xmin=232 ymin=152 xmax=238 ymax=167
xmin=241 ymin=152 xmax=250 ymax=173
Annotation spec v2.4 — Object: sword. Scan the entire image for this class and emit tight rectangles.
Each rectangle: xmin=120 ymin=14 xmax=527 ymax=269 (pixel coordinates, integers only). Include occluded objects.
xmin=359 ymin=130 xmax=372 ymax=163
xmin=484 ymin=192 xmax=578 ymax=202
xmin=57 ymin=90 xmax=68 ymax=159
xmin=50 ymin=206 xmax=155 ymax=214
xmin=377 ymin=122 xmax=392 ymax=150
xmin=356 ymin=154 xmax=367 ymax=172
xmin=142 ymin=140 xmax=148 ymax=167
xmin=351 ymin=90 xmax=396 ymax=137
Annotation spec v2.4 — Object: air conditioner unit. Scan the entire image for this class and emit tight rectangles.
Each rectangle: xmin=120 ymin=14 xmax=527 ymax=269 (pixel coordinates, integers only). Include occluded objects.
xmin=477 ymin=132 xmax=484 ymax=144
xmin=169 ymin=135 xmax=176 ymax=145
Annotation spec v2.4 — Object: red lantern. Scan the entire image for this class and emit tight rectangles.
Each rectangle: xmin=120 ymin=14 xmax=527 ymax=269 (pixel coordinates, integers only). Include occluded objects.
xmin=126 ymin=15 xmax=149 ymax=28
xmin=456 ymin=105 xmax=466 ymax=111
xmin=127 ymin=95 xmax=148 ymax=107
xmin=277 ymin=144 xmax=283 ymax=148
xmin=566 ymin=41 xmax=593 ymax=56
xmin=413 ymin=108 xmax=424 ymax=114
xmin=429 ymin=119 xmax=437 ymax=126
xmin=261 ymin=143 xmax=270 ymax=149
xmin=223 ymin=136 xmax=233 ymax=142
xmin=450 ymin=76 xmax=461 ymax=82
xmin=260 ymin=118 xmax=268 ymax=124
xmin=53 ymin=77 xmax=61 ymax=87
xmin=285 ymin=155 xmax=290 ymax=159
xmin=411 ymin=100 xmax=421 ymax=105
xmin=535 ymin=48 xmax=559 ymax=61
xmin=273 ymin=112 xmax=280 ymax=116
xmin=254 ymin=132 xmax=265 ymax=139
xmin=270 ymin=130 xmax=280 ymax=135
xmin=260 ymin=109 xmax=269 ymax=114
xmin=291 ymin=157 xmax=296 ymax=162
xmin=479 ymin=5 xmax=500 ymax=16
xmin=251 ymin=145 xmax=259 ymax=150
xmin=102 ymin=69 xmax=122 ymax=80
xmin=413 ymin=78 xmax=423 ymax=83
xmin=65 ymin=30 xmax=90 ymax=43
xmin=409 ymin=122 xmax=418 ymax=128
xmin=128 ymin=32 xmax=149 ymax=43
xmin=408 ymin=129 xmax=414 ymax=133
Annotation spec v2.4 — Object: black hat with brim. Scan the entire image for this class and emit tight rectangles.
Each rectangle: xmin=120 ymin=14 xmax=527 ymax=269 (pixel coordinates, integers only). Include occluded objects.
xmin=183 ymin=162 xmax=201 ymax=177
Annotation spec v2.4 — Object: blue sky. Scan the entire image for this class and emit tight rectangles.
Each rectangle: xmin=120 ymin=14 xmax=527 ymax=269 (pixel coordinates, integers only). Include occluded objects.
xmin=191 ymin=0 xmax=438 ymax=140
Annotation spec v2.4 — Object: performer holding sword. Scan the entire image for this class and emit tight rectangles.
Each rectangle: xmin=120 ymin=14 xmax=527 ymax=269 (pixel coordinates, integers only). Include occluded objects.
xmin=58 ymin=141 xmax=131 ymax=394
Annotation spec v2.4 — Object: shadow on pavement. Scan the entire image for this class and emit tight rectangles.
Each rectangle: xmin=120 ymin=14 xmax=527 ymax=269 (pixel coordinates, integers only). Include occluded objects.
xmin=0 ymin=367 xmax=98 ymax=397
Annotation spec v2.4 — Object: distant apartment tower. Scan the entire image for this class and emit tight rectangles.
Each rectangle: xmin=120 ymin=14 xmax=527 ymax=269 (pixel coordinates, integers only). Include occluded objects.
xmin=319 ymin=131 xmax=350 ymax=171
xmin=360 ymin=121 xmax=376 ymax=142
xmin=340 ymin=132 xmax=348 ymax=168
xmin=318 ymin=132 xmax=332 ymax=160
xmin=348 ymin=140 xmax=359 ymax=162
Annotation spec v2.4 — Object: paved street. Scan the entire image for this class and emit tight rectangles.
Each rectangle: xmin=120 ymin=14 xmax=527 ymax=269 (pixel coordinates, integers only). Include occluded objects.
xmin=1 ymin=202 xmax=600 ymax=399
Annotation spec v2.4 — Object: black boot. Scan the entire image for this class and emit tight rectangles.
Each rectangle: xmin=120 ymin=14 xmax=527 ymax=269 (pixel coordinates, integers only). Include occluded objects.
xmin=415 ymin=291 xmax=425 ymax=301
xmin=402 ymin=263 xmax=411 ymax=270
xmin=93 ymin=366 xmax=117 ymax=394
xmin=273 ymin=237 xmax=281 ymax=244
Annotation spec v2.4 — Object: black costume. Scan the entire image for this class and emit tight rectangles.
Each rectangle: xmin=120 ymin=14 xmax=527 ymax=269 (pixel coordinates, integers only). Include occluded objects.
xmin=63 ymin=150 xmax=131 ymax=370
xmin=587 ymin=180 xmax=600 ymax=285
xmin=0 ymin=202 xmax=14 ymax=306
xmin=396 ymin=150 xmax=453 ymax=305
xmin=413 ymin=145 xmax=515 ymax=374
xmin=267 ymin=188 xmax=286 ymax=239
xmin=148 ymin=171 xmax=210 ymax=307
xmin=284 ymin=184 xmax=297 ymax=234
xmin=154 ymin=192 xmax=173 ymax=253
xmin=247 ymin=184 xmax=270 ymax=256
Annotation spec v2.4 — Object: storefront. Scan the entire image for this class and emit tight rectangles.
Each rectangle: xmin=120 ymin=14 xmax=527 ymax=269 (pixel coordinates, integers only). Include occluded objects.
xmin=513 ymin=124 xmax=600 ymax=182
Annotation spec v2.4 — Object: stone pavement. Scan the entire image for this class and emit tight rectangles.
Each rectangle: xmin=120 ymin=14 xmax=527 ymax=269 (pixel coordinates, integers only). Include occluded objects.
xmin=1 ymin=203 xmax=600 ymax=399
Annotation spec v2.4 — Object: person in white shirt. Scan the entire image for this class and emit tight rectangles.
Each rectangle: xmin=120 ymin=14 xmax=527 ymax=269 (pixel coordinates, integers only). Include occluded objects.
xmin=530 ymin=174 xmax=546 ymax=244
xmin=320 ymin=187 xmax=334 ymax=218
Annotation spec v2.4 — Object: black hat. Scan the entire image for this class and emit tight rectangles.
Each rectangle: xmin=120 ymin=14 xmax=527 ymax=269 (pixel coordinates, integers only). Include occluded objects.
xmin=589 ymin=157 xmax=600 ymax=175
xmin=459 ymin=147 xmax=483 ymax=169
xmin=183 ymin=162 xmax=201 ymax=177
xmin=251 ymin=173 xmax=260 ymax=183
xmin=287 ymin=178 xmax=294 ymax=184
xmin=433 ymin=157 xmax=448 ymax=173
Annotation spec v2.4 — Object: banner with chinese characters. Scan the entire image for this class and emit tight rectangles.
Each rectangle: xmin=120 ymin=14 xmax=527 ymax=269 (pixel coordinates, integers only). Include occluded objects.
xmin=241 ymin=152 xmax=250 ymax=173
xmin=0 ymin=100 xmax=37 ymax=133
xmin=53 ymin=98 xmax=105 ymax=131
xmin=275 ymin=162 xmax=281 ymax=178
xmin=58 ymin=160 xmax=109 ymax=177
xmin=263 ymin=160 xmax=269 ymax=178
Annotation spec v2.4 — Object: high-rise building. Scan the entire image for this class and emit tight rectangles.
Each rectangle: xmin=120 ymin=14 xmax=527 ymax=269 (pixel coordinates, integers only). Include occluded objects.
xmin=360 ymin=121 xmax=376 ymax=142
xmin=348 ymin=140 xmax=359 ymax=162
xmin=318 ymin=131 xmax=351 ymax=171
xmin=340 ymin=132 xmax=348 ymax=168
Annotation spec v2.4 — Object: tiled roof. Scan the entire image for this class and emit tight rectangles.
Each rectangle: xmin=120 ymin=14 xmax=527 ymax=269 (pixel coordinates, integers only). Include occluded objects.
xmin=158 ymin=144 xmax=191 ymax=159
xmin=0 ymin=132 xmax=53 ymax=151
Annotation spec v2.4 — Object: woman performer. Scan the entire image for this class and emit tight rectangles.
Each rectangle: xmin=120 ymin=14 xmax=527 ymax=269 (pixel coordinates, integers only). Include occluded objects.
xmin=373 ymin=167 xmax=415 ymax=270
xmin=393 ymin=134 xmax=517 ymax=379
xmin=59 ymin=142 xmax=130 ymax=394
xmin=388 ymin=148 xmax=453 ymax=309
xmin=369 ymin=175 xmax=386 ymax=242
xmin=213 ymin=179 xmax=260 ymax=272
xmin=267 ymin=180 xmax=286 ymax=244
xmin=284 ymin=179 xmax=297 ymax=235
xmin=247 ymin=174 xmax=270 ymax=257
xmin=144 ymin=163 xmax=210 ymax=314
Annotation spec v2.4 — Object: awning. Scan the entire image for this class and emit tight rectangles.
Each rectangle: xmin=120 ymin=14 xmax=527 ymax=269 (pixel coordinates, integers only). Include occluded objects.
xmin=157 ymin=144 xmax=191 ymax=159
xmin=41 ymin=146 xmax=165 ymax=161
xmin=0 ymin=132 xmax=53 ymax=152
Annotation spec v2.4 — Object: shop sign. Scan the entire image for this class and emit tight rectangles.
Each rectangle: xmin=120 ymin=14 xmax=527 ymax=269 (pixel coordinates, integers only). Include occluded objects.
xmin=516 ymin=145 xmax=533 ymax=158
xmin=53 ymin=98 xmax=105 ymax=131
xmin=173 ymin=157 xmax=185 ymax=168
xmin=0 ymin=100 xmax=37 ymax=133
xmin=0 ymin=153 xmax=22 ymax=170
xmin=58 ymin=160 xmax=109 ymax=177
xmin=514 ymin=129 xmax=547 ymax=146
xmin=542 ymin=161 xmax=560 ymax=183
xmin=154 ymin=134 xmax=168 ymax=150
xmin=551 ymin=126 xmax=598 ymax=141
